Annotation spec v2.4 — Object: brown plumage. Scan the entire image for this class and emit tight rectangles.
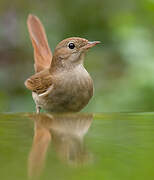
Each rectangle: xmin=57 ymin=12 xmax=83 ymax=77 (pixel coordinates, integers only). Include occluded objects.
xmin=25 ymin=69 xmax=52 ymax=94
xmin=25 ymin=14 xmax=100 ymax=113
xmin=27 ymin=14 xmax=52 ymax=72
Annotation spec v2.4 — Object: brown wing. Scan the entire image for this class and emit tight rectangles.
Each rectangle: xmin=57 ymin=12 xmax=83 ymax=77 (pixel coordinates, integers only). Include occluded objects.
xmin=25 ymin=69 xmax=52 ymax=94
xmin=27 ymin=14 xmax=52 ymax=73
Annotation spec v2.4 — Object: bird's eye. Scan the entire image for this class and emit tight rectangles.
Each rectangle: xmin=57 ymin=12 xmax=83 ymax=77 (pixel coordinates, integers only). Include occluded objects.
xmin=68 ymin=43 xmax=75 ymax=49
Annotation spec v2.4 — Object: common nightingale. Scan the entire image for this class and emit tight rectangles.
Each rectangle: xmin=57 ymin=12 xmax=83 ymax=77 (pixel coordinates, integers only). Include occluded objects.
xmin=25 ymin=14 xmax=100 ymax=113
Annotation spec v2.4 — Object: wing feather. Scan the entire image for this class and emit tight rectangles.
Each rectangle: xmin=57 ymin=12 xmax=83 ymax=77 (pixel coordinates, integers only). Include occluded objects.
xmin=25 ymin=70 xmax=52 ymax=94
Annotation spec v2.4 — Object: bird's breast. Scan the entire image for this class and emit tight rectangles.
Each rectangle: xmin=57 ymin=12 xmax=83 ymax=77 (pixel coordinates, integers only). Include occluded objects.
xmin=34 ymin=65 xmax=93 ymax=112
xmin=54 ymin=66 xmax=93 ymax=96
xmin=51 ymin=67 xmax=93 ymax=111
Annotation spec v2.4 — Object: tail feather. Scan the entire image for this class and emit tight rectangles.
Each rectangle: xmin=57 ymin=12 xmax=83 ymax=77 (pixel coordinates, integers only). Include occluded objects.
xmin=27 ymin=14 xmax=52 ymax=73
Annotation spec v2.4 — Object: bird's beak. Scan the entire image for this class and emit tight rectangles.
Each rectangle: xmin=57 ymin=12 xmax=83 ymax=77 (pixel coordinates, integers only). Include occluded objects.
xmin=82 ymin=41 xmax=101 ymax=50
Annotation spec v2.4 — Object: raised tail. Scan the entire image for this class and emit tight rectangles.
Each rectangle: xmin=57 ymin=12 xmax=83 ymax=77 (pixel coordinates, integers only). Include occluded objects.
xmin=27 ymin=14 xmax=53 ymax=73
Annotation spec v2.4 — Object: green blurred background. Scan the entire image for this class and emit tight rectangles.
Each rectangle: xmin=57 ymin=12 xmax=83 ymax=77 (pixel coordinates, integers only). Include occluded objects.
xmin=0 ymin=0 xmax=154 ymax=112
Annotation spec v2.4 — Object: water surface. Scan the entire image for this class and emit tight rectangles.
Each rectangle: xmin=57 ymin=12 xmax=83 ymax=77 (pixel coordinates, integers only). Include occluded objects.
xmin=0 ymin=112 xmax=154 ymax=180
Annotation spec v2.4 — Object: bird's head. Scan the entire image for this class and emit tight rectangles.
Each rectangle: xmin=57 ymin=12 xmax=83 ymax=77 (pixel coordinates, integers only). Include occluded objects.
xmin=51 ymin=37 xmax=100 ymax=70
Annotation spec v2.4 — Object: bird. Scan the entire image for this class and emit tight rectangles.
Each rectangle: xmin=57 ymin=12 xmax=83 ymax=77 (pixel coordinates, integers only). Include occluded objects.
xmin=25 ymin=14 xmax=100 ymax=113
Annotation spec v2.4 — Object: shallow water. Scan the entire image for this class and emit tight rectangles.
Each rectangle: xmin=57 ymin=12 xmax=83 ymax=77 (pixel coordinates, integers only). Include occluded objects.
xmin=0 ymin=112 xmax=154 ymax=180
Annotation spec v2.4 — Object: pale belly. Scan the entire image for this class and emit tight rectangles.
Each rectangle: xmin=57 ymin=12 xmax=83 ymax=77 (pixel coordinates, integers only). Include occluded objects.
xmin=32 ymin=69 xmax=93 ymax=112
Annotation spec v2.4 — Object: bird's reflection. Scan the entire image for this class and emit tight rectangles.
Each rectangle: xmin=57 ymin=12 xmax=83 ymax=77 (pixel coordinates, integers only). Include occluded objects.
xmin=28 ymin=113 xmax=93 ymax=179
